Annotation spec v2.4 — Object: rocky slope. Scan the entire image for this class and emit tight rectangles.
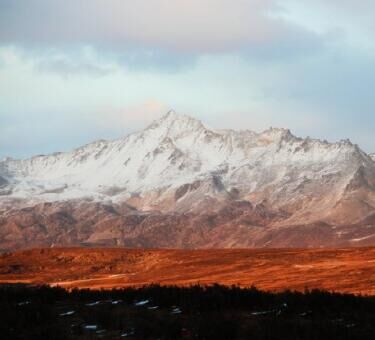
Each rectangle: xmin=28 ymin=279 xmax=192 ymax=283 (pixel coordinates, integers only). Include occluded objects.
xmin=1 ymin=111 xmax=375 ymax=250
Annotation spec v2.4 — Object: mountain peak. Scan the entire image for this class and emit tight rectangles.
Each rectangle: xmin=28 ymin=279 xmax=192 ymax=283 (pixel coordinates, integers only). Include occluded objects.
xmin=162 ymin=109 xmax=179 ymax=120
xmin=147 ymin=111 xmax=206 ymax=136
xmin=158 ymin=110 xmax=201 ymax=124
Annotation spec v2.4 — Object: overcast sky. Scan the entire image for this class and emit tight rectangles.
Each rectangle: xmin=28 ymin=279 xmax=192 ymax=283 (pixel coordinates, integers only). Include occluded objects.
xmin=1 ymin=0 xmax=375 ymax=159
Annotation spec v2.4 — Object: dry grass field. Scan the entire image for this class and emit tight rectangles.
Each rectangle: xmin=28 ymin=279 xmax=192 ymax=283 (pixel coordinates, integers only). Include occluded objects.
xmin=0 ymin=247 xmax=374 ymax=295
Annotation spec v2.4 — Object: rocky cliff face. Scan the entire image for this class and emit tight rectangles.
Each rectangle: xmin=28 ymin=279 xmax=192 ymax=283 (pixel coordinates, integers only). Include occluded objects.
xmin=1 ymin=111 xmax=375 ymax=250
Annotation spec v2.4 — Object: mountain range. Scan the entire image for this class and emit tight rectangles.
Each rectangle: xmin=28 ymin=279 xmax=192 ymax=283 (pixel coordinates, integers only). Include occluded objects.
xmin=1 ymin=111 xmax=375 ymax=250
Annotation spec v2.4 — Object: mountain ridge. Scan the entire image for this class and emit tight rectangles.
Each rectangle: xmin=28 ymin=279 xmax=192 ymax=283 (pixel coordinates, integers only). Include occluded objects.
xmin=1 ymin=111 xmax=375 ymax=250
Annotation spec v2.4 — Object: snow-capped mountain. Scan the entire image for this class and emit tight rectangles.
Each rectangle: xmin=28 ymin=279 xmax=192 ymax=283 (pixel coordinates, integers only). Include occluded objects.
xmin=370 ymin=153 xmax=375 ymax=162
xmin=1 ymin=111 xmax=375 ymax=250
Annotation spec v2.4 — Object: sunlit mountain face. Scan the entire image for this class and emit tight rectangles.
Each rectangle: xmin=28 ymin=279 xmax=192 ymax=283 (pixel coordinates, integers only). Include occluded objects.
xmin=1 ymin=112 xmax=375 ymax=251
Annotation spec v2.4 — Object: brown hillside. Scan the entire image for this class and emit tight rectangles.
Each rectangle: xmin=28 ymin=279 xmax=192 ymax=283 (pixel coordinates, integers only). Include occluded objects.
xmin=0 ymin=247 xmax=374 ymax=295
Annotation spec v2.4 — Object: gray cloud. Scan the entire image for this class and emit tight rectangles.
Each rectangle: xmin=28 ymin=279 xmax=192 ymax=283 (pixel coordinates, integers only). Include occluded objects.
xmin=0 ymin=0 xmax=323 ymax=56
xmin=0 ymin=0 xmax=332 ymax=76
xmin=35 ymin=57 xmax=113 ymax=77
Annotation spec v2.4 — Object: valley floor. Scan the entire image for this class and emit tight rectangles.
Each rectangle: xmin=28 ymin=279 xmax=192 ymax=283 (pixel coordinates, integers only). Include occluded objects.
xmin=0 ymin=247 xmax=374 ymax=295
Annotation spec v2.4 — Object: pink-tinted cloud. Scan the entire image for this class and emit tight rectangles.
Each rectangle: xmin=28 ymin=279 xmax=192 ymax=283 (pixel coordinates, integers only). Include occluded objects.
xmin=93 ymin=100 xmax=170 ymax=131
xmin=0 ymin=0 xmax=319 ymax=54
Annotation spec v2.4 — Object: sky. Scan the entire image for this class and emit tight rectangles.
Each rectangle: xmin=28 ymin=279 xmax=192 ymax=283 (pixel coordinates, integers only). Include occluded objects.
xmin=1 ymin=0 xmax=375 ymax=159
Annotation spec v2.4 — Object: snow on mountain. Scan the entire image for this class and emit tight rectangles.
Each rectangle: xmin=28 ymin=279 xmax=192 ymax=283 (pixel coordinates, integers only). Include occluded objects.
xmin=370 ymin=153 xmax=375 ymax=161
xmin=1 ymin=111 xmax=375 ymax=225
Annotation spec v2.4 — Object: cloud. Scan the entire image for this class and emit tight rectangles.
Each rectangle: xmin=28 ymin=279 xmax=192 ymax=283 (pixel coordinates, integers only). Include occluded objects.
xmin=281 ymin=0 xmax=375 ymax=51
xmin=2 ymin=42 xmax=375 ymax=156
xmin=0 ymin=0 xmax=337 ymax=74
xmin=1 ymin=0 xmax=375 ymax=158
xmin=0 ymin=0 xmax=322 ymax=56
xmin=34 ymin=53 xmax=114 ymax=77
xmin=314 ymin=0 xmax=375 ymax=17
